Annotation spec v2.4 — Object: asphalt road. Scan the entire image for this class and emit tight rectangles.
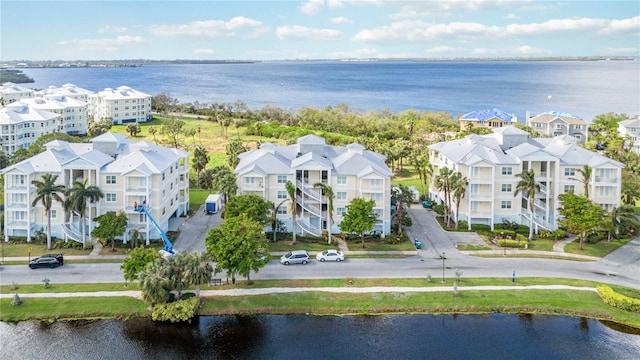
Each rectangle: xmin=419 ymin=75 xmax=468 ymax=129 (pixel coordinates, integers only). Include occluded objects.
xmin=1 ymin=208 xmax=639 ymax=289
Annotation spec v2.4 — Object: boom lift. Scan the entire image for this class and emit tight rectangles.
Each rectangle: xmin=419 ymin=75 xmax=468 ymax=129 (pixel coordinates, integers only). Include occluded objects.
xmin=134 ymin=202 xmax=176 ymax=258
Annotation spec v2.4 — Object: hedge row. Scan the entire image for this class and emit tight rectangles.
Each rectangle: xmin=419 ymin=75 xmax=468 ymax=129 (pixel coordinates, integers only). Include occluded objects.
xmin=496 ymin=239 xmax=528 ymax=248
xmin=151 ymin=296 xmax=200 ymax=322
xmin=596 ymin=285 xmax=640 ymax=313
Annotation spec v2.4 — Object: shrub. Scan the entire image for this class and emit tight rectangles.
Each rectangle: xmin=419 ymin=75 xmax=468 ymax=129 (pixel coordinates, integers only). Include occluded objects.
xmin=587 ymin=232 xmax=606 ymax=243
xmin=597 ymin=285 xmax=640 ymax=313
xmin=456 ymin=220 xmax=468 ymax=230
xmin=152 ymin=296 xmax=200 ymax=323
xmin=470 ymin=224 xmax=492 ymax=233
xmin=433 ymin=204 xmax=445 ymax=215
xmin=497 ymin=239 xmax=528 ymax=248
xmin=492 ymin=230 xmax=516 ymax=239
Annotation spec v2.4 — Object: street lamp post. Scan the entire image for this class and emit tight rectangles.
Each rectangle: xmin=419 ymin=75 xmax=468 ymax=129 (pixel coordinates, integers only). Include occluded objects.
xmin=441 ymin=252 xmax=446 ymax=283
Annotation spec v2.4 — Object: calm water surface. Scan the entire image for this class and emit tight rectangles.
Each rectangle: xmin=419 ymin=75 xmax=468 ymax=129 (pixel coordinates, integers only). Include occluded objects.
xmin=17 ymin=60 xmax=640 ymax=121
xmin=1 ymin=314 xmax=639 ymax=360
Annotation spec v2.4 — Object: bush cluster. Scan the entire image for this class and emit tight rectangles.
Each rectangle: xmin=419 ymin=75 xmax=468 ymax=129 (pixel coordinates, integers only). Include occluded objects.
xmin=537 ymin=229 xmax=568 ymax=240
xmin=151 ymin=296 xmax=200 ymax=323
xmin=597 ymin=285 xmax=640 ymax=313
xmin=496 ymin=239 xmax=528 ymax=248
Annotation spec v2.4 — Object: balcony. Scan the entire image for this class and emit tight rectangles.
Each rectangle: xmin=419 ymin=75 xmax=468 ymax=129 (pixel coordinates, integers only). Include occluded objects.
xmin=594 ymin=176 xmax=617 ymax=184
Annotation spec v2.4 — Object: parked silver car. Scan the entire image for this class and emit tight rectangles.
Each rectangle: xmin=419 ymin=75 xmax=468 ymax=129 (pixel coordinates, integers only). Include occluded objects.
xmin=280 ymin=250 xmax=310 ymax=265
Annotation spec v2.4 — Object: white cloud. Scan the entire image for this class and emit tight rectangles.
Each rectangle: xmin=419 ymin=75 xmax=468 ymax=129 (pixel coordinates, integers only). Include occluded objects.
xmin=243 ymin=26 xmax=271 ymax=40
xmin=424 ymin=46 xmax=457 ymax=54
xmin=329 ymin=16 xmax=353 ymax=24
xmin=56 ymin=35 xmax=145 ymax=51
xmin=353 ymin=20 xmax=501 ymax=42
xmin=327 ymin=0 xmax=344 ymax=9
xmin=148 ymin=17 xmax=263 ymax=38
xmin=506 ymin=18 xmax=605 ymax=35
xmin=388 ymin=0 xmax=533 ymax=20
xmin=513 ymin=45 xmax=549 ymax=55
xmin=193 ymin=48 xmax=215 ymax=55
xmin=504 ymin=13 xmax=518 ymax=20
xmin=602 ymin=47 xmax=638 ymax=54
xmin=601 ymin=15 xmax=640 ymax=34
xmin=277 ymin=25 xmax=342 ymax=40
xmin=300 ymin=0 xmax=324 ymax=15
xmin=98 ymin=25 xmax=127 ymax=34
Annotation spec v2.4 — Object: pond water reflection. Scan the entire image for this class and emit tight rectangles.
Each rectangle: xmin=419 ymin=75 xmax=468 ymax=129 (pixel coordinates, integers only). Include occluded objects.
xmin=1 ymin=314 xmax=639 ymax=360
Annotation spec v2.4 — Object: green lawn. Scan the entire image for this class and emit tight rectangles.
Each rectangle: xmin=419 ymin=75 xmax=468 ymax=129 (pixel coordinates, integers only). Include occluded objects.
xmin=564 ymin=237 xmax=634 ymax=257
xmin=0 ymin=242 xmax=92 ymax=257
xmin=267 ymin=240 xmax=335 ymax=252
xmin=346 ymin=239 xmax=416 ymax=251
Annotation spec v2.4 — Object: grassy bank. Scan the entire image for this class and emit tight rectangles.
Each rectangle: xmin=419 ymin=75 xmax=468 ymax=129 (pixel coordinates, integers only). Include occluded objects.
xmin=2 ymin=278 xmax=639 ymax=329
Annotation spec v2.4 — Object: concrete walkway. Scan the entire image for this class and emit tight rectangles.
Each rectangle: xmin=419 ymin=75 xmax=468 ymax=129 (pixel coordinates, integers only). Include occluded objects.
xmin=0 ymin=285 xmax=598 ymax=300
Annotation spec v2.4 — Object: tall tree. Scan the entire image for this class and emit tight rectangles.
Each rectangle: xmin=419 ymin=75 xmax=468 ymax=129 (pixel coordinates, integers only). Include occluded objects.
xmin=558 ymin=192 xmax=605 ymax=250
xmin=205 ymin=213 xmax=270 ymax=282
xmin=268 ymin=199 xmax=289 ymax=242
xmin=184 ymin=252 xmax=213 ymax=298
xmin=435 ymin=167 xmax=454 ymax=227
xmin=191 ymin=145 xmax=210 ymax=178
xmin=160 ymin=118 xmax=186 ymax=149
xmin=314 ymin=182 xmax=335 ymax=244
xmin=339 ymin=198 xmax=377 ymax=249
xmin=139 ymin=259 xmax=171 ymax=305
xmin=604 ymin=206 xmax=640 ymax=241
xmin=569 ymin=165 xmax=593 ymax=199
xmin=225 ymin=139 xmax=247 ymax=169
xmin=285 ymin=181 xmax=298 ymax=244
xmin=217 ymin=172 xmax=238 ymax=205
xmin=148 ymin=126 xmax=158 ymax=144
xmin=451 ymin=172 xmax=469 ymax=228
xmin=391 ymin=184 xmax=414 ymax=235
xmin=621 ymin=170 xmax=640 ymax=206
xmin=198 ymin=168 xmax=216 ymax=193
xmin=31 ymin=174 xmax=65 ymax=250
xmin=513 ymin=169 xmax=540 ymax=240
xmin=223 ymin=194 xmax=271 ymax=225
xmin=68 ymin=179 xmax=105 ymax=250
xmin=92 ymin=211 xmax=128 ymax=252
xmin=121 ymin=246 xmax=161 ymax=287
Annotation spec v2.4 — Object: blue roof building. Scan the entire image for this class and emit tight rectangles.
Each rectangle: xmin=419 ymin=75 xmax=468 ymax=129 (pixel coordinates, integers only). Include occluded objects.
xmin=459 ymin=109 xmax=516 ymax=130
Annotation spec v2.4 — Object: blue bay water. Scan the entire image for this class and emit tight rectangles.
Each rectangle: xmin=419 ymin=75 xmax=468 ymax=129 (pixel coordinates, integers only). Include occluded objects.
xmin=17 ymin=60 xmax=640 ymax=121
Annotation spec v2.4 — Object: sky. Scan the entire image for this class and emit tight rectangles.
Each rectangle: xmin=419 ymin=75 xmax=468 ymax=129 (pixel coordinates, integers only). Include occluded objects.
xmin=1 ymin=0 xmax=639 ymax=61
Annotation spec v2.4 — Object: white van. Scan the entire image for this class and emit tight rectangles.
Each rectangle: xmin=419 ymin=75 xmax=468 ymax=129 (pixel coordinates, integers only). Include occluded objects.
xmin=280 ymin=250 xmax=310 ymax=265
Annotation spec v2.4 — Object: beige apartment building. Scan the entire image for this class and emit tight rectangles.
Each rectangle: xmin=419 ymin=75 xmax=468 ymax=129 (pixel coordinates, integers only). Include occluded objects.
xmin=428 ymin=126 xmax=623 ymax=232
xmin=88 ymin=86 xmax=152 ymax=124
xmin=617 ymin=117 xmax=640 ymax=154
xmin=526 ymin=111 xmax=589 ymax=143
xmin=2 ymin=132 xmax=190 ymax=246
xmin=234 ymin=135 xmax=393 ymax=237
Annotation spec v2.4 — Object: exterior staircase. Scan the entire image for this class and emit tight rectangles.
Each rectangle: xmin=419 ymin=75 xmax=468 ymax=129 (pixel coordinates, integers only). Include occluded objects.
xmin=61 ymin=223 xmax=91 ymax=244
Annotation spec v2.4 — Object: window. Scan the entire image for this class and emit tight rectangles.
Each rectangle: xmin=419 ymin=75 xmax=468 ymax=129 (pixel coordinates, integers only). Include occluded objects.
xmin=470 ymin=167 xmax=479 ymax=177
xmin=336 ymin=191 xmax=347 ymax=200
xmin=277 ymin=206 xmax=287 ymax=214
xmin=370 ymin=193 xmax=382 ymax=202
xmin=244 ymin=177 xmax=256 ymax=185
xmin=106 ymin=175 xmax=116 ymax=184
xmin=564 ymin=168 xmax=575 ymax=177
xmin=574 ymin=125 xmax=582 ymax=130
xmin=598 ymin=168 xmax=613 ymax=179
xmin=106 ymin=193 xmax=116 ymax=202
xmin=277 ymin=191 xmax=287 ymax=199
xmin=51 ymin=209 xmax=57 ymax=219
xmin=162 ymin=172 xmax=165 ymax=181
xmin=470 ymin=201 xmax=479 ymax=212
xmin=598 ymin=186 xmax=613 ymax=197
xmin=501 ymin=167 xmax=512 ymax=176
xmin=370 ymin=179 xmax=382 ymax=187
xmin=336 ymin=176 xmax=347 ymax=185
xmin=501 ymin=184 xmax=512 ymax=192
xmin=277 ymin=175 xmax=287 ymax=184
xmin=337 ymin=207 xmax=346 ymax=216
xmin=564 ymin=185 xmax=575 ymax=193
xmin=501 ymin=201 xmax=512 ymax=209
xmin=470 ymin=184 xmax=479 ymax=194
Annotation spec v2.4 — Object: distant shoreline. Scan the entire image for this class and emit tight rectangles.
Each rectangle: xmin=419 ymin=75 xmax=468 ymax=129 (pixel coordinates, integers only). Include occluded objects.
xmin=1 ymin=56 xmax=637 ymax=69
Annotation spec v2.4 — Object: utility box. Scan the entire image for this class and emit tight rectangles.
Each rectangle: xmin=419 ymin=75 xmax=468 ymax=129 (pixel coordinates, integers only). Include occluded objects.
xmin=205 ymin=194 xmax=222 ymax=214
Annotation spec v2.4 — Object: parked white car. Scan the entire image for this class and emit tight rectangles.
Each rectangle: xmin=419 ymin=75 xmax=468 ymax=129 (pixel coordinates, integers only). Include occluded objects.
xmin=316 ymin=249 xmax=344 ymax=262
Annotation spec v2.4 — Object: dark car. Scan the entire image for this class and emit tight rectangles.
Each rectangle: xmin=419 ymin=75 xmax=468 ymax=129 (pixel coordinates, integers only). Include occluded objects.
xmin=29 ymin=253 xmax=63 ymax=269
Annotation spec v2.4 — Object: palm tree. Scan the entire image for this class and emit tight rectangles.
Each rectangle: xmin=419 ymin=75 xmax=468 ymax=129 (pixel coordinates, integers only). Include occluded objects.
xmin=569 ymin=165 xmax=593 ymax=199
xmin=218 ymin=172 xmax=238 ymax=205
xmin=139 ymin=259 xmax=171 ymax=305
xmin=451 ymin=172 xmax=469 ymax=228
xmin=68 ymin=179 xmax=104 ymax=250
xmin=606 ymin=206 xmax=640 ymax=241
xmin=31 ymin=174 xmax=65 ymax=250
xmin=285 ymin=181 xmax=298 ymax=244
xmin=391 ymin=184 xmax=414 ymax=235
xmin=435 ymin=167 xmax=454 ymax=227
xmin=184 ymin=252 xmax=213 ymax=298
xmin=314 ymin=182 xmax=335 ymax=244
xmin=268 ymin=199 xmax=289 ymax=242
xmin=514 ymin=169 xmax=540 ymax=240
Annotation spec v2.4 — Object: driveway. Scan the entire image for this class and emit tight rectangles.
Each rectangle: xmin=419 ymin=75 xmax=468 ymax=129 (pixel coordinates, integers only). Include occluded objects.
xmin=171 ymin=204 xmax=224 ymax=253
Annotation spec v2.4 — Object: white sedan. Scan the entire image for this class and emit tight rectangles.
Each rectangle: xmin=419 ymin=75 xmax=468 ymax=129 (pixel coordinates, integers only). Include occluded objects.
xmin=316 ymin=249 xmax=345 ymax=262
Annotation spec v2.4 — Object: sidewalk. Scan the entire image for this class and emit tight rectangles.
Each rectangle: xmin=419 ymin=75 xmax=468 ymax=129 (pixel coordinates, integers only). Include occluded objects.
xmin=0 ymin=285 xmax=598 ymax=300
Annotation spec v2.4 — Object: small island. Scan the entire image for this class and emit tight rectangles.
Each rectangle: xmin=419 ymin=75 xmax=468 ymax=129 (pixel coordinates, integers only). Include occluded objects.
xmin=0 ymin=69 xmax=34 ymax=83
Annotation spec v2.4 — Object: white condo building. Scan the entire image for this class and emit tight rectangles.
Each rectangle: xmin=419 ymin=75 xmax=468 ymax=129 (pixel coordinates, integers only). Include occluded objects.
xmin=0 ymin=82 xmax=35 ymax=105
xmin=88 ymin=86 xmax=152 ymax=124
xmin=20 ymin=95 xmax=89 ymax=135
xmin=617 ymin=117 xmax=640 ymax=154
xmin=2 ymin=132 xmax=190 ymax=246
xmin=428 ymin=126 xmax=623 ymax=232
xmin=1 ymin=101 xmax=60 ymax=156
xmin=37 ymin=83 xmax=95 ymax=103
xmin=234 ymin=135 xmax=393 ymax=237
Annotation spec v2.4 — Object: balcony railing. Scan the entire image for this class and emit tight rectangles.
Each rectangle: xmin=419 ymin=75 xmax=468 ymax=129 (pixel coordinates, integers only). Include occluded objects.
xmin=594 ymin=176 xmax=617 ymax=183
xmin=296 ymin=218 xmax=322 ymax=237
xmin=297 ymin=180 xmax=323 ymax=201
xmin=297 ymin=198 xmax=322 ymax=217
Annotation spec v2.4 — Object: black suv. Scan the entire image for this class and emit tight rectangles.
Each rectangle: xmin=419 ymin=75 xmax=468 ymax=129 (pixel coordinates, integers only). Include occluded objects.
xmin=29 ymin=253 xmax=64 ymax=269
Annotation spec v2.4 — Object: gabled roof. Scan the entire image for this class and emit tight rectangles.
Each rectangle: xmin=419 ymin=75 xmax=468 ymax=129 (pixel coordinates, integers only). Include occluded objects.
xmin=0 ymin=102 xmax=60 ymax=124
xmin=460 ymin=109 xmax=514 ymax=122
xmin=528 ymin=111 xmax=586 ymax=125
xmin=619 ymin=118 xmax=640 ymax=127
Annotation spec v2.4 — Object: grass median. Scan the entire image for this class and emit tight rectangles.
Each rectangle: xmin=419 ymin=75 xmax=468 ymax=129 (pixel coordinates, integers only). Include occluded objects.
xmin=2 ymin=277 xmax=640 ymax=329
